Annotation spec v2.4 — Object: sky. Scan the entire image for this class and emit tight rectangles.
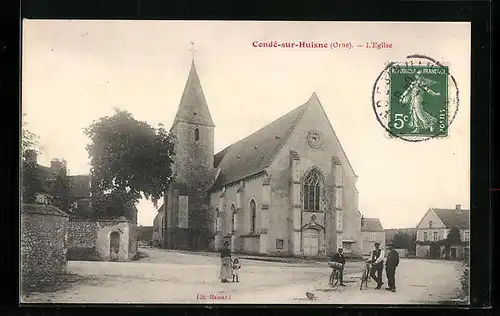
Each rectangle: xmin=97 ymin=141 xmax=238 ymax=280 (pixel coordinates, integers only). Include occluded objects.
xmin=22 ymin=20 xmax=471 ymax=229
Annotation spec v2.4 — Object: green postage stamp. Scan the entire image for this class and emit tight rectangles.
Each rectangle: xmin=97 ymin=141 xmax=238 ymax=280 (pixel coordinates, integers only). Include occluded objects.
xmin=372 ymin=55 xmax=459 ymax=142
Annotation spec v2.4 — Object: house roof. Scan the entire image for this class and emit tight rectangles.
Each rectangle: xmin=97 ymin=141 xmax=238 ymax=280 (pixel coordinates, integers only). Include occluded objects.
xmin=361 ymin=218 xmax=384 ymax=232
xmin=70 ymin=174 xmax=90 ymax=199
xmin=172 ymin=60 xmax=215 ymax=128
xmin=432 ymin=208 xmax=470 ymax=229
xmin=212 ymin=94 xmax=314 ymax=189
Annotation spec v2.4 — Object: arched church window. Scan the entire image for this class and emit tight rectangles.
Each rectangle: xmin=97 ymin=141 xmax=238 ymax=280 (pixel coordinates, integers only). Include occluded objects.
xmin=194 ymin=128 xmax=200 ymax=141
xmin=250 ymin=199 xmax=257 ymax=233
xmin=231 ymin=204 xmax=236 ymax=232
xmin=303 ymin=168 xmax=323 ymax=212
xmin=215 ymin=208 xmax=220 ymax=232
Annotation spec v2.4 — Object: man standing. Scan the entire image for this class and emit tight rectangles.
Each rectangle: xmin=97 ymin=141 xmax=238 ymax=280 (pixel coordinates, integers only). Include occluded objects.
xmin=385 ymin=243 xmax=400 ymax=292
xmin=331 ymin=248 xmax=346 ymax=286
xmin=370 ymin=242 xmax=385 ymax=289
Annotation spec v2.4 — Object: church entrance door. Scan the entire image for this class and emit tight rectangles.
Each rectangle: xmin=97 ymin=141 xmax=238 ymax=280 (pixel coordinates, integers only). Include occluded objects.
xmin=302 ymin=229 xmax=319 ymax=256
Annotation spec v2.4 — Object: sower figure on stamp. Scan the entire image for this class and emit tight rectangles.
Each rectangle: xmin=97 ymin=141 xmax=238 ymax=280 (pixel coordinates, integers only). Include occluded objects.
xmin=370 ymin=242 xmax=385 ymax=289
xmin=385 ymin=243 xmax=400 ymax=292
xmin=220 ymin=241 xmax=232 ymax=283
xmin=331 ymin=248 xmax=346 ymax=286
xmin=398 ymin=70 xmax=441 ymax=133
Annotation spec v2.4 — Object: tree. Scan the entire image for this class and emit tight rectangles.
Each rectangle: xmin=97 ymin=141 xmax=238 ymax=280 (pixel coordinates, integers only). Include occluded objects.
xmin=48 ymin=159 xmax=72 ymax=211
xmin=84 ymin=109 xmax=175 ymax=218
xmin=21 ymin=115 xmax=41 ymax=203
xmin=446 ymin=226 xmax=462 ymax=245
xmin=392 ymin=232 xmax=415 ymax=252
xmin=21 ymin=158 xmax=41 ymax=203
xmin=21 ymin=113 xmax=39 ymax=159
xmin=443 ymin=226 xmax=462 ymax=258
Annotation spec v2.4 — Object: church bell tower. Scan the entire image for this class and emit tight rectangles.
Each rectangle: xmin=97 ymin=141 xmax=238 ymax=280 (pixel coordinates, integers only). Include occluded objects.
xmin=166 ymin=58 xmax=215 ymax=250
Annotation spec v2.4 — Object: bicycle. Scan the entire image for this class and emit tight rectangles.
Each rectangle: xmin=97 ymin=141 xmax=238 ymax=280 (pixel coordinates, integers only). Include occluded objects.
xmin=360 ymin=260 xmax=372 ymax=290
xmin=328 ymin=261 xmax=343 ymax=287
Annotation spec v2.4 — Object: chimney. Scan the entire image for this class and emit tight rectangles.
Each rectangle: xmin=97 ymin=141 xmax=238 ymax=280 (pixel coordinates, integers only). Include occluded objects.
xmin=25 ymin=149 xmax=37 ymax=163
xmin=50 ymin=158 xmax=63 ymax=173
xmin=455 ymin=204 xmax=462 ymax=213
xmin=361 ymin=215 xmax=364 ymax=228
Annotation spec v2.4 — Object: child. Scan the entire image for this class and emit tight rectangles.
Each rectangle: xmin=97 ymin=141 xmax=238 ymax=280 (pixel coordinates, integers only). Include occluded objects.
xmin=232 ymin=258 xmax=241 ymax=282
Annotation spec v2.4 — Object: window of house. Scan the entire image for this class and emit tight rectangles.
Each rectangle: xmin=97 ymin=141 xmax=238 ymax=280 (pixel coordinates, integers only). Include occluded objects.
xmin=424 ymin=232 xmax=428 ymax=241
xmin=433 ymin=231 xmax=438 ymax=241
xmin=429 ymin=220 xmax=432 ymax=228
xmin=194 ymin=128 xmax=200 ymax=141
xmin=231 ymin=204 xmax=236 ymax=232
xmin=464 ymin=231 xmax=469 ymax=242
xmin=303 ymin=168 xmax=323 ymax=212
xmin=370 ymin=232 xmax=375 ymax=242
xmin=276 ymin=239 xmax=284 ymax=249
xmin=250 ymin=200 xmax=257 ymax=233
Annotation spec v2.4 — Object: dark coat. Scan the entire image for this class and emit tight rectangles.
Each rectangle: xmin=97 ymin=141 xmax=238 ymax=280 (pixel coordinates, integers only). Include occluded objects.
xmin=331 ymin=252 xmax=346 ymax=265
xmin=386 ymin=249 xmax=400 ymax=268
xmin=220 ymin=248 xmax=231 ymax=258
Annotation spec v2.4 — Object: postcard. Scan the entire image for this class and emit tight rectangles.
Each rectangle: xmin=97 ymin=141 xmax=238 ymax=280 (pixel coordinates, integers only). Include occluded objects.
xmin=20 ymin=20 xmax=470 ymax=305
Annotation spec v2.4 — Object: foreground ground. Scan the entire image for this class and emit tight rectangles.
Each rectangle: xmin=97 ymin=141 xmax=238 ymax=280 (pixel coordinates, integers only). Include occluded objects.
xmin=21 ymin=247 xmax=467 ymax=304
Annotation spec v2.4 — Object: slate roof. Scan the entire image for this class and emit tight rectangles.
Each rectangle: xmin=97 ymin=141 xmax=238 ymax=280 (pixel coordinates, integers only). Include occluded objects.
xmin=212 ymin=95 xmax=313 ymax=189
xmin=361 ymin=218 xmax=385 ymax=232
xmin=172 ymin=61 xmax=215 ymax=128
xmin=432 ymin=208 xmax=470 ymax=229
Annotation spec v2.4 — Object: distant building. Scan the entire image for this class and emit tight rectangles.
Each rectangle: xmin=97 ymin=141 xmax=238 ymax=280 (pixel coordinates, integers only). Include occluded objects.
xmin=153 ymin=60 xmax=363 ymax=258
xmin=22 ymin=149 xmax=137 ymax=223
xmin=415 ymin=204 xmax=470 ymax=259
xmin=361 ymin=216 xmax=385 ymax=255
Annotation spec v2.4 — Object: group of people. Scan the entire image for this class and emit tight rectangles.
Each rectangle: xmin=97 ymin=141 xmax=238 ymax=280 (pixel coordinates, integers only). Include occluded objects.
xmin=330 ymin=242 xmax=400 ymax=292
xmin=219 ymin=240 xmax=400 ymax=292
xmin=219 ymin=241 xmax=241 ymax=283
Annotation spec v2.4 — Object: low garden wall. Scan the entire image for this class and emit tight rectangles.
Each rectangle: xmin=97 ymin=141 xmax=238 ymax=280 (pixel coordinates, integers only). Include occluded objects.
xmin=21 ymin=204 xmax=69 ymax=284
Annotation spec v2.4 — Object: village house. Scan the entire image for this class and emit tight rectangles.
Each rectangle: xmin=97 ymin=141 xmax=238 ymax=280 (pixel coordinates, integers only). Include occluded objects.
xmin=361 ymin=216 xmax=386 ymax=256
xmin=153 ymin=60 xmax=363 ymax=258
xmin=415 ymin=204 xmax=470 ymax=259
xmin=23 ymin=150 xmax=89 ymax=213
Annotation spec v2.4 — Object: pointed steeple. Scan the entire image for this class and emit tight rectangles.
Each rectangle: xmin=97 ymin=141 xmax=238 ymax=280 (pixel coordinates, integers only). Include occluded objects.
xmin=173 ymin=61 xmax=215 ymax=127
xmin=308 ymin=92 xmax=320 ymax=104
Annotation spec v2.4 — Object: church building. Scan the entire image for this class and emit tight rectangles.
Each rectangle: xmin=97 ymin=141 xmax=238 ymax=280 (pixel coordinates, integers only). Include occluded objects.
xmin=153 ymin=60 xmax=363 ymax=258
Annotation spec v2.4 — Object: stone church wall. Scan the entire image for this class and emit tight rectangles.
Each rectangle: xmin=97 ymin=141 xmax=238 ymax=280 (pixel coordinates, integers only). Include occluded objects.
xmin=269 ymin=97 xmax=361 ymax=257
xmin=210 ymin=175 xmax=264 ymax=252
xmin=21 ymin=204 xmax=69 ymax=284
xmin=68 ymin=218 xmax=137 ymax=261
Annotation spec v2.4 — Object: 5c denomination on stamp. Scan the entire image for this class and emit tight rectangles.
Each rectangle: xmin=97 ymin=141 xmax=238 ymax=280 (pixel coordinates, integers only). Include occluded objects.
xmin=372 ymin=54 xmax=459 ymax=142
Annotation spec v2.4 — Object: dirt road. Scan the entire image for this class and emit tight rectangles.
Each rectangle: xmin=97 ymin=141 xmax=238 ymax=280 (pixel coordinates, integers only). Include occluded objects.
xmin=21 ymin=248 xmax=466 ymax=305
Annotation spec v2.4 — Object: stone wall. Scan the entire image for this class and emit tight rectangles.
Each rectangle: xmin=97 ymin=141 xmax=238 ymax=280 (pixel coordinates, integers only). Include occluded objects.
xmin=68 ymin=218 xmax=137 ymax=261
xmin=21 ymin=204 xmax=69 ymax=284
